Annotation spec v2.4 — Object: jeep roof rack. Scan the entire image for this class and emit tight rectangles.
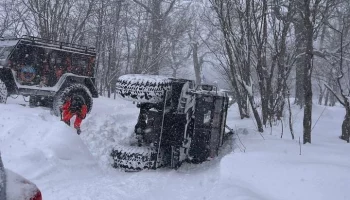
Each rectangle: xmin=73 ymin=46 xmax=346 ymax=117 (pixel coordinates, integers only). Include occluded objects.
xmin=0 ymin=35 xmax=96 ymax=56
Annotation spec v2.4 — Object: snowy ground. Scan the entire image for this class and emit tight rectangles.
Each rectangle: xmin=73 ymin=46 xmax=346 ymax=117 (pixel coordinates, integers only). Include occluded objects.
xmin=0 ymin=95 xmax=349 ymax=200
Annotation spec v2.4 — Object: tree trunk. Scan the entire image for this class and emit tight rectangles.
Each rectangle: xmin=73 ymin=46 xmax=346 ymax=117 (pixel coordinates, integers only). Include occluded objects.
xmin=329 ymin=83 xmax=337 ymax=106
xmin=302 ymin=2 xmax=314 ymax=144
xmin=341 ymin=112 xmax=350 ymax=143
xmin=248 ymin=95 xmax=264 ymax=132
xmin=107 ymin=85 xmax=111 ymax=98
xmin=150 ymin=0 xmax=162 ymax=75
xmin=222 ymin=25 xmax=249 ymax=119
xmin=324 ymin=90 xmax=329 ymax=106
xmin=192 ymin=42 xmax=201 ymax=84
xmin=303 ymin=68 xmax=312 ymax=144
xmin=318 ymin=86 xmax=325 ymax=105
xmin=294 ymin=19 xmax=305 ymax=108
xmin=252 ymin=0 xmax=268 ymax=125
xmin=287 ymin=91 xmax=295 ymax=139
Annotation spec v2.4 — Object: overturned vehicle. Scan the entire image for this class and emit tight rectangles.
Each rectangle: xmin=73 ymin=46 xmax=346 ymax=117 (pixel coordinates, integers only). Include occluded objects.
xmin=110 ymin=74 xmax=231 ymax=171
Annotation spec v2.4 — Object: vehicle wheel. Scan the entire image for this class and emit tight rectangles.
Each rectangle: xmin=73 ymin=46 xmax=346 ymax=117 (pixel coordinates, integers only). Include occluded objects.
xmin=52 ymin=84 xmax=93 ymax=116
xmin=40 ymin=96 xmax=53 ymax=108
xmin=116 ymin=74 xmax=172 ymax=103
xmin=29 ymin=96 xmax=38 ymax=107
xmin=0 ymin=78 xmax=8 ymax=104
xmin=110 ymin=144 xmax=158 ymax=170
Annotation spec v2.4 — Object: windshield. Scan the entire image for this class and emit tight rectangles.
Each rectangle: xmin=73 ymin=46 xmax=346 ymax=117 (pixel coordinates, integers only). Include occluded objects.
xmin=0 ymin=40 xmax=18 ymax=60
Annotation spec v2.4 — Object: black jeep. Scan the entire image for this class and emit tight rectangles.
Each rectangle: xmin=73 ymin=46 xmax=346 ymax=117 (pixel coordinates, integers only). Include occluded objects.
xmin=0 ymin=36 xmax=98 ymax=115
xmin=110 ymin=74 xmax=230 ymax=171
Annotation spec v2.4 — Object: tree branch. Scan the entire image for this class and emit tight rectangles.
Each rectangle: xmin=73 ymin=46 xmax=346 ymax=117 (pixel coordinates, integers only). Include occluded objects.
xmin=324 ymin=83 xmax=345 ymax=106
xmin=163 ymin=0 xmax=176 ymax=18
xmin=132 ymin=0 xmax=154 ymax=15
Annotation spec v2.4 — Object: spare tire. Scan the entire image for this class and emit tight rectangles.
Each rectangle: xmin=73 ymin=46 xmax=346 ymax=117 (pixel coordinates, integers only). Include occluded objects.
xmin=116 ymin=74 xmax=172 ymax=103
xmin=110 ymin=143 xmax=162 ymax=171
xmin=0 ymin=79 xmax=8 ymax=104
xmin=52 ymin=84 xmax=93 ymax=116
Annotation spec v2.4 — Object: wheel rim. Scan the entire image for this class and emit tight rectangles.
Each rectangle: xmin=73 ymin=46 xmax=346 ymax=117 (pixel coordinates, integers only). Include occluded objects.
xmin=67 ymin=90 xmax=92 ymax=112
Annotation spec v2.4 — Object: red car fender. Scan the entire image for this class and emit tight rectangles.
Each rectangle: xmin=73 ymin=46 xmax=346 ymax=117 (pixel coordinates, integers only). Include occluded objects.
xmin=30 ymin=190 xmax=42 ymax=200
xmin=6 ymin=169 xmax=42 ymax=200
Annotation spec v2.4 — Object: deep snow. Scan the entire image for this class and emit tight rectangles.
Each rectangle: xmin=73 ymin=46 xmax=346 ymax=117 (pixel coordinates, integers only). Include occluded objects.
xmin=0 ymin=95 xmax=349 ymax=200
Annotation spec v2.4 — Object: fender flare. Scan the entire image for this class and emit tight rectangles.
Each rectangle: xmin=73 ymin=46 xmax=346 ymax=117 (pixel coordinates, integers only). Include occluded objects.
xmin=55 ymin=73 xmax=98 ymax=98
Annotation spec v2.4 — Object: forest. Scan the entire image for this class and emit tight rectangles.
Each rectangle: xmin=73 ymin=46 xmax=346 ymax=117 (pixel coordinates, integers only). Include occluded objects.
xmin=1 ymin=0 xmax=349 ymax=144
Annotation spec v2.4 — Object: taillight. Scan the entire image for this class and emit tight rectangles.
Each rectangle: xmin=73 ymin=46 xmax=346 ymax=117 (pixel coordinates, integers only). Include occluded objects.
xmin=30 ymin=190 xmax=42 ymax=200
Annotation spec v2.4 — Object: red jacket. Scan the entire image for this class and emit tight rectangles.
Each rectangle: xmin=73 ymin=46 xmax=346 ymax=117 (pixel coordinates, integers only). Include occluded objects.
xmin=62 ymin=100 xmax=71 ymax=111
xmin=62 ymin=100 xmax=88 ymax=119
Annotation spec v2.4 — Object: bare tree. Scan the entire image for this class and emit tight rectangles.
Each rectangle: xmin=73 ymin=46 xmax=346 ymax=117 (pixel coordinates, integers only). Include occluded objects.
xmin=295 ymin=0 xmax=332 ymax=144
xmin=210 ymin=0 xmax=263 ymax=132
xmin=268 ymin=0 xmax=296 ymax=122
xmin=323 ymin=2 xmax=350 ymax=142
xmin=132 ymin=0 xmax=177 ymax=75
xmin=0 ymin=0 xmax=14 ymax=36
xmin=23 ymin=0 xmax=96 ymax=42
xmin=0 ymin=0 xmax=30 ymax=37
xmin=324 ymin=22 xmax=349 ymax=142
xmin=162 ymin=3 xmax=192 ymax=78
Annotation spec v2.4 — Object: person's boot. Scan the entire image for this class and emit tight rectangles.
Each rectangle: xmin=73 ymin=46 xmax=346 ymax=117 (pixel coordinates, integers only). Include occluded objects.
xmin=76 ymin=128 xmax=81 ymax=135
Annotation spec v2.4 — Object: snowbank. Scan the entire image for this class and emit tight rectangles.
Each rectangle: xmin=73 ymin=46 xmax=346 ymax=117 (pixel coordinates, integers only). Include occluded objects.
xmin=220 ymin=104 xmax=350 ymax=200
xmin=0 ymin=96 xmax=349 ymax=200
xmin=0 ymin=103 xmax=97 ymax=179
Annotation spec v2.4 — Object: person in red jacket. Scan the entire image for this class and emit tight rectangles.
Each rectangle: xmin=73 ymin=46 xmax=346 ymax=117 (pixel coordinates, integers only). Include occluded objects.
xmin=61 ymin=95 xmax=88 ymax=135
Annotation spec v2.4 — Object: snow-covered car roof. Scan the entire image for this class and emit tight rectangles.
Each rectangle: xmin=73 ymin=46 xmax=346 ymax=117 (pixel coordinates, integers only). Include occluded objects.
xmin=0 ymin=40 xmax=19 ymax=47
xmin=0 ymin=154 xmax=6 ymax=200
xmin=0 ymin=154 xmax=42 ymax=200
xmin=5 ymin=169 xmax=41 ymax=200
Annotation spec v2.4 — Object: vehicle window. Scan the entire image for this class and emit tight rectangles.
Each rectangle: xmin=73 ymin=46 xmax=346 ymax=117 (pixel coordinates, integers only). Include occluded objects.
xmin=50 ymin=52 xmax=56 ymax=65
xmin=79 ymin=59 xmax=87 ymax=68
xmin=0 ymin=46 xmax=14 ymax=59
xmin=203 ymin=110 xmax=212 ymax=125
xmin=72 ymin=55 xmax=88 ymax=75
xmin=56 ymin=57 xmax=62 ymax=64
xmin=86 ymin=56 xmax=95 ymax=76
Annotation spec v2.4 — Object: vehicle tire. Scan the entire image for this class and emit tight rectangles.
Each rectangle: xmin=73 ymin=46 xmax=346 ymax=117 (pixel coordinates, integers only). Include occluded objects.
xmin=52 ymin=84 xmax=93 ymax=116
xmin=110 ymin=144 xmax=158 ymax=171
xmin=40 ymin=96 xmax=53 ymax=108
xmin=0 ymin=78 xmax=8 ymax=104
xmin=116 ymin=74 xmax=172 ymax=103
xmin=29 ymin=96 xmax=38 ymax=108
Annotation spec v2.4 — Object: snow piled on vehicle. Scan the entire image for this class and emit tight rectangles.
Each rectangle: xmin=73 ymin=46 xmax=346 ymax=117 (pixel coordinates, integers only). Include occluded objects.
xmin=5 ymin=169 xmax=38 ymax=200
xmin=118 ymin=74 xmax=171 ymax=85
xmin=0 ymin=39 xmax=18 ymax=47
xmin=0 ymin=96 xmax=350 ymax=200
xmin=116 ymin=74 xmax=172 ymax=103
xmin=0 ymin=154 xmax=5 ymax=200
xmin=81 ymin=97 xmax=140 ymax=168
